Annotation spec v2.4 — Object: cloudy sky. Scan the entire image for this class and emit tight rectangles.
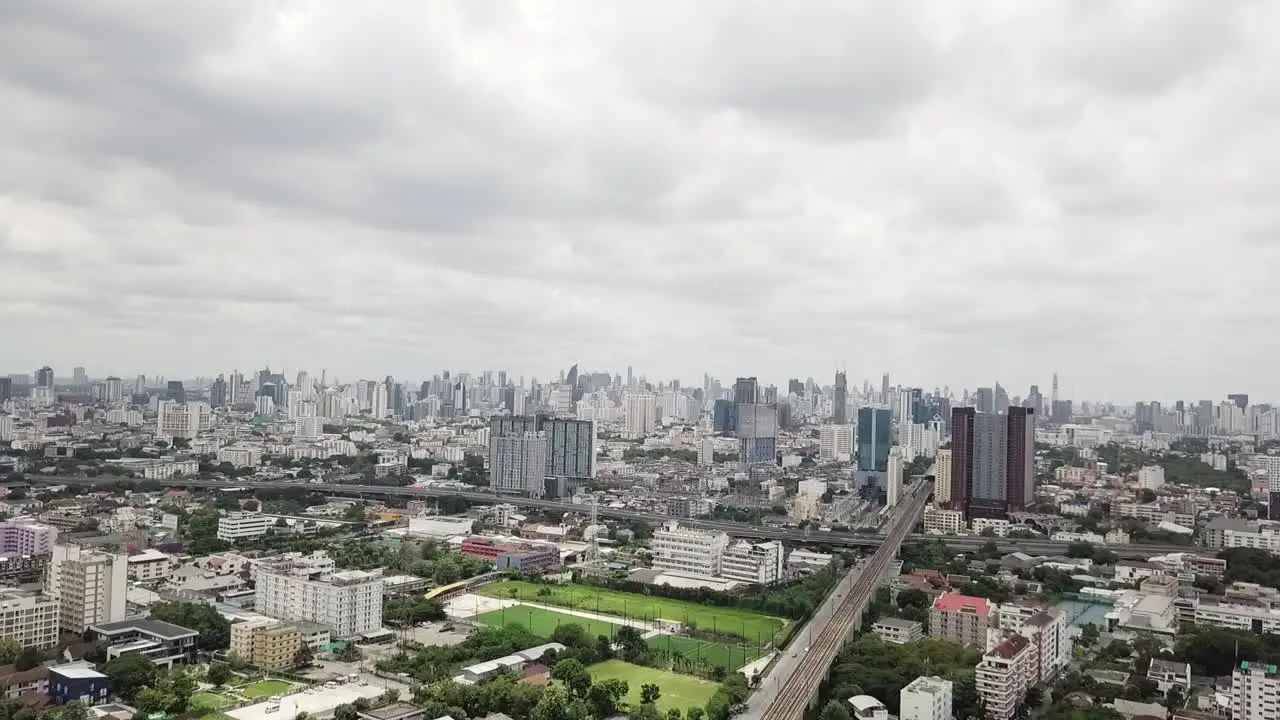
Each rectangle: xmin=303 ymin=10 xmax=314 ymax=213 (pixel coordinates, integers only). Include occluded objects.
xmin=2 ymin=1 xmax=1277 ymax=402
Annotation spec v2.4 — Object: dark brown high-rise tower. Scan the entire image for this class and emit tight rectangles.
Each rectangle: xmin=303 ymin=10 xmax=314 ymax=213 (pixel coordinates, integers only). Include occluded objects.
xmin=950 ymin=406 xmax=1035 ymax=520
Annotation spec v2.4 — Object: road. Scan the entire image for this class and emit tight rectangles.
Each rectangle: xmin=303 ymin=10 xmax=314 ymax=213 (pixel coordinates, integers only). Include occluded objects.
xmin=39 ymin=474 xmax=1192 ymax=557
xmin=742 ymin=480 xmax=933 ymax=720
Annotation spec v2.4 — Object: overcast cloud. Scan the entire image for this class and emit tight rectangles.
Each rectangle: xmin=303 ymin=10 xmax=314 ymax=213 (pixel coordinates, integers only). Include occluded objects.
xmin=2 ymin=0 xmax=1278 ymax=402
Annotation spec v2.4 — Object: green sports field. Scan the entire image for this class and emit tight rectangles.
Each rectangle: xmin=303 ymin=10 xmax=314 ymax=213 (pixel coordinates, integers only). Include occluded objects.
xmin=474 ymin=605 xmax=624 ymax=640
xmin=242 ymin=680 xmax=294 ymax=699
xmin=480 ymin=581 xmax=787 ymax=643
xmin=646 ymin=633 xmax=765 ymax=672
xmin=191 ymin=692 xmax=232 ymax=710
xmin=589 ymin=660 xmax=718 ymax=713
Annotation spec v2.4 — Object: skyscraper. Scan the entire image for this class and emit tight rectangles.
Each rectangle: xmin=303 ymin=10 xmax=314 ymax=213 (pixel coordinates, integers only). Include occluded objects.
xmin=833 ymin=372 xmax=848 ymax=424
xmin=0 ymin=377 xmax=10 ymax=403
xmin=35 ymin=367 xmax=54 ymax=390
xmin=856 ymin=406 xmax=892 ymax=493
xmin=736 ymin=402 xmax=778 ymax=466
xmin=166 ymin=381 xmax=186 ymax=404
xmin=1026 ymin=385 xmax=1043 ymax=416
xmin=733 ymin=377 xmax=759 ymax=404
xmin=949 ymin=407 xmax=1035 ymax=520
xmin=209 ymin=376 xmax=228 ymax=408
xmin=975 ymin=387 xmax=995 ymax=413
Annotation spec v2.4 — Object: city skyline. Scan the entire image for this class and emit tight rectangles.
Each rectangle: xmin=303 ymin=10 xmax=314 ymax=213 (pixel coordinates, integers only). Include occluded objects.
xmin=6 ymin=3 xmax=1280 ymax=401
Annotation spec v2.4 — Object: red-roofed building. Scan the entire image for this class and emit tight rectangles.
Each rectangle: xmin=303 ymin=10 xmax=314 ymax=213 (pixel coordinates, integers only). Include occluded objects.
xmin=929 ymin=593 xmax=993 ymax=647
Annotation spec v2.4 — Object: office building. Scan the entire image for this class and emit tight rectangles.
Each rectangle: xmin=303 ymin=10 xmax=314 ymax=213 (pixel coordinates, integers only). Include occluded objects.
xmin=0 ymin=589 xmax=59 ymax=649
xmin=856 ymin=406 xmax=892 ymax=491
xmin=819 ymin=424 xmax=854 ymax=463
xmin=624 ymin=393 xmax=657 ymax=439
xmin=1232 ymin=660 xmax=1280 ymax=720
xmin=976 ymin=634 xmax=1033 ymax=720
xmin=166 ymin=381 xmax=186 ymax=404
xmin=217 ymin=512 xmax=272 ymax=543
xmin=652 ymin=522 xmax=729 ymax=578
xmin=737 ymin=402 xmax=778 ymax=466
xmin=712 ymin=399 xmax=736 ymax=433
xmin=0 ymin=521 xmax=57 ymax=555
xmin=929 ymin=593 xmax=993 ymax=647
xmin=975 ymin=387 xmax=995 ymax=413
xmin=91 ymin=618 xmax=198 ymax=667
xmin=0 ymin=377 xmax=11 ymax=402
xmin=900 ymin=676 xmax=953 ymax=720
xmin=934 ymin=448 xmax=952 ymax=504
xmin=949 ymin=407 xmax=1034 ymax=520
xmin=255 ymin=560 xmax=383 ymax=640
xmin=833 ymin=372 xmax=848 ymax=424
xmin=887 ymin=451 xmax=904 ymax=507
xmin=48 ymin=545 xmax=128 ymax=633
xmin=460 ymin=537 xmax=560 ymax=574
xmin=34 ymin=367 xmax=53 ymax=390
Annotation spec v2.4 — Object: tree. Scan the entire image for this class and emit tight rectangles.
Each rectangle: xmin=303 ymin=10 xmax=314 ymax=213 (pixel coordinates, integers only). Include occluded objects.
xmin=206 ymin=663 xmax=230 ymax=687
xmin=14 ymin=646 xmax=40 ymax=671
xmin=1023 ymin=685 xmax=1045 ymax=709
xmin=101 ymin=653 xmax=160 ymax=701
xmin=334 ymin=704 xmax=359 ymax=720
xmin=665 ymin=709 xmax=683 ymax=720
xmin=631 ymin=704 xmax=661 ymax=720
xmin=1166 ymin=685 xmax=1186 ymax=711
xmin=42 ymin=702 xmax=91 ymax=720
xmin=1078 ymin=623 xmax=1100 ymax=648
xmin=819 ymin=701 xmax=852 ymax=720
xmin=588 ymin=679 xmax=629 ymax=718
xmin=0 ymin=638 xmax=19 ymax=665
xmin=334 ymin=643 xmax=362 ymax=662
xmin=686 ymin=708 xmax=705 ymax=720
xmin=148 ymin=601 xmax=232 ymax=651
xmin=295 ymin=643 xmax=315 ymax=668
xmin=640 ymin=684 xmax=661 ymax=704
xmin=551 ymin=659 xmax=593 ymax=698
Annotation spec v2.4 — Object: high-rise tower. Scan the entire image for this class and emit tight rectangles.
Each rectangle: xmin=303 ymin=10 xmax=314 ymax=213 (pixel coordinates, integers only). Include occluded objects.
xmin=833 ymin=372 xmax=848 ymax=425
xmin=949 ymin=407 xmax=1035 ymax=520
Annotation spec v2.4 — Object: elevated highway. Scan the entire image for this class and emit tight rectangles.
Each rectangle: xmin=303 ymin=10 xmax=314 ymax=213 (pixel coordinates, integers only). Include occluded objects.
xmin=41 ymin=475 xmax=1195 ymax=558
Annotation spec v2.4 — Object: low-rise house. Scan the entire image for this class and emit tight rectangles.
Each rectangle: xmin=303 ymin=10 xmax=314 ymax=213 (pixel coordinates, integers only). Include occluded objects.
xmin=89 ymin=618 xmax=198 ymax=668
xmin=872 ymin=618 xmax=924 ymax=645
xmin=1148 ymin=659 xmax=1191 ymax=694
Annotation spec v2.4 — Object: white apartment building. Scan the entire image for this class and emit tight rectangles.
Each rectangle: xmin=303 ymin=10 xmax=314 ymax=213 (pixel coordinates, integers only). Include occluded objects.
xmin=976 ymin=634 xmax=1033 ymax=720
xmin=127 ymin=549 xmax=174 ymax=582
xmin=1232 ymin=660 xmax=1280 ymax=720
xmin=819 ymin=425 xmax=854 ymax=463
xmin=295 ymin=416 xmax=323 ymax=441
xmin=652 ymin=522 xmax=729 ymax=578
xmin=1137 ymin=465 xmax=1165 ymax=491
xmin=137 ymin=459 xmax=199 ymax=480
xmin=721 ymin=540 xmax=784 ymax=585
xmin=155 ymin=401 xmax=213 ymax=439
xmin=971 ymin=518 xmax=1012 ymax=537
xmin=900 ymin=676 xmax=953 ymax=720
xmin=872 ymin=618 xmax=924 ymax=645
xmin=217 ymin=512 xmax=272 ymax=543
xmin=216 ymin=444 xmax=263 ymax=469
xmin=0 ymin=417 xmax=13 ymax=442
xmin=922 ymin=508 xmax=963 ymax=535
xmin=254 ymin=564 xmax=383 ymax=639
xmin=624 ymin=393 xmax=657 ymax=440
xmin=0 ymin=520 xmax=57 ymax=555
xmin=997 ymin=605 xmax=1071 ymax=685
xmin=934 ymin=448 xmax=952 ymax=504
xmin=0 ymin=590 xmax=59 ymax=649
xmin=1223 ymin=521 xmax=1280 ymax=554
xmin=48 ymin=544 xmax=128 ymax=633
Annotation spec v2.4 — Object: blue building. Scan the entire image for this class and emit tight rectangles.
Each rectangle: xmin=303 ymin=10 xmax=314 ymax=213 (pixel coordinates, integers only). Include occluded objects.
xmin=48 ymin=664 xmax=109 ymax=706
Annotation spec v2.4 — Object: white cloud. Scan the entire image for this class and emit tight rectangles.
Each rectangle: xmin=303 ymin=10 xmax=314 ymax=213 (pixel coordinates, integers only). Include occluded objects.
xmin=1 ymin=0 xmax=1278 ymax=401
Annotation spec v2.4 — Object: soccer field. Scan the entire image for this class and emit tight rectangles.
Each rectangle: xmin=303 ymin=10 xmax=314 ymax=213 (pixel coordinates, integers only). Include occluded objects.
xmin=242 ymin=680 xmax=294 ymax=699
xmin=480 ymin=581 xmax=787 ymax=643
xmin=589 ymin=660 xmax=718 ymax=713
xmin=474 ymin=605 xmax=624 ymax=640
xmin=646 ymin=633 xmax=765 ymax=672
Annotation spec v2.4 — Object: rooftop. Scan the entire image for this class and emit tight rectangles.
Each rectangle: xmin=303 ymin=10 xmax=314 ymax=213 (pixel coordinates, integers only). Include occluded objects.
xmin=933 ymin=593 xmax=993 ymax=617
xmin=91 ymin=617 xmax=198 ymax=640
xmin=50 ymin=663 xmax=107 ymax=680
xmin=989 ymin=633 xmax=1030 ymax=660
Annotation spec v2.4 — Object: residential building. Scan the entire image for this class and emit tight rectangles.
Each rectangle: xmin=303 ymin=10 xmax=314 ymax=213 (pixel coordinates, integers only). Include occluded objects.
xmin=872 ymin=618 xmax=924 ymax=645
xmin=358 ymin=705 xmax=425 ymax=720
xmin=126 ymin=549 xmax=173 ymax=582
xmin=1138 ymin=466 xmax=1166 ymax=491
xmin=490 ymin=432 xmax=548 ymax=496
xmin=1232 ymin=660 xmax=1280 ymax=720
xmin=0 ymin=521 xmax=57 ymax=555
xmin=155 ymin=401 xmax=212 ymax=439
xmin=934 ymin=448 xmax=952 ymax=504
xmin=652 ymin=522 xmax=729 ymax=578
xmin=720 ymin=540 xmax=784 ymax=585
xmin=929 ymin=593 xmax=993 ymax=647
xmin=48 ymin=664 xmax=109 ymax=706
xmin=217 ymin=512 xmax=272 ymax=543
xmin=91 ymin=618 xmax=198 ymax=667
xmin=216 ymin=443 xmax=262 ymax=468
xmin=998 ymin=605 xmax=1071 ymax=684
xmin=901 ymin=675 xmax=953 ymax=720
xmin=0 ymin=590 xmax=58 ymax=649
xmin=48 ymin=544 xmax=128 ymax=633
xmin=251 ymin=622 xmax=302 ymax=670
xmin=0 ymin=664 xmax=48 ymax=701
xmin=922 ymin=508 xmax=964 ymax=535
xmin=624 ymin=393 xmax=657 ymax=439
xmin=847 ymin=695 xmax=889 ymax=720
xmin=950 ymin=407 xmax=1035 ymax=520
xmin=255 ymin=560 xmax=383 ymax=640
xmin=1148 ymin=659 xmax=1191 ymax=694
xmin=819 ymin=425 xmax=854 ymax=463
xmin=976 ymin=633 xmax=1033 ymax=720
xmin=489 ymin=416 xmax=597 ymax=484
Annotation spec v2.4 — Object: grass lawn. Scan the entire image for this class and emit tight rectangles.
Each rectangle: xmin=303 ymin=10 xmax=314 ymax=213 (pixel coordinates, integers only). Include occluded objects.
xmin=191 ymin=692 xmax=232 ymax=710
xmin=480 ymin=581 xmax=787 ymax=644
xmin=475 ymin=605 xmax=623 ymax=640
xmin=589 ymin=660 xmax=718 ymax=714
xmin=242 ymin=680 xmax=294 ymax=699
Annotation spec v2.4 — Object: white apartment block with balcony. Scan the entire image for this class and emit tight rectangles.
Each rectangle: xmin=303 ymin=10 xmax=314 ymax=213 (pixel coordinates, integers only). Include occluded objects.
xmin=216 ymin=443 xmax=263 ymax=469
xmin=922 ymin=508 xmax=963 ymax=535
xmin=900 ymin=676 xmax=953 ymax=720
xmin=0 ymin=520 xmax=57 ymax=555
xmin=819 ymin=424 xmax=854 ymax=463
xmin=721 ymin=540 xmax=784 ymax=585
xmin=48 ymin=544 xmax=128 ymax=634
xmin=976 ymin=634 xmax=1032 ymax=720
xmin=127 ymin=549 xmax=174 ymax=582
xmin=0 ymin=590 xmax=59 ymax=649
xmin=1232 ymin=660 xmax=1280 ymax=720
xmin=254 ymin=563 xmax=383 ymax=639
xmin=1223 ymin=521 xmax=1280 ymax=554
xmin=217 ymin=512 xmax=272 ymax=543
xmin=138 ymin=459 xmax=199 ymax=480
xmin=652 ymin=522 xmax=729 ymax=578
xmin=997 ymin=604 xmax=1071 ymax=685
xmin=1137 ymin=465 xmax=1165 ymax=490
xmin=155 ymin=401 xmax=213 ymax=439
